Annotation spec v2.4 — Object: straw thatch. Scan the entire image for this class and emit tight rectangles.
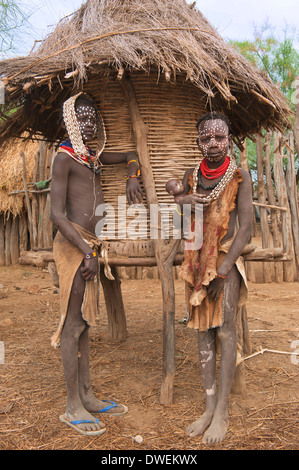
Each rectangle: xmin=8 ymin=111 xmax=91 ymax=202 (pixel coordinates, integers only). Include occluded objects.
xmin=0 ymin=137 xmax=39 ymax=215
xmin=0 ymin=0 xmax=292 ymax=148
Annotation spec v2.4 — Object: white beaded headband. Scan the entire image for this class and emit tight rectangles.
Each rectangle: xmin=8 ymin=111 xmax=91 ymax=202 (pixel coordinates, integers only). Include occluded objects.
xmin=62 ymin=92 xmax=106 ymax=158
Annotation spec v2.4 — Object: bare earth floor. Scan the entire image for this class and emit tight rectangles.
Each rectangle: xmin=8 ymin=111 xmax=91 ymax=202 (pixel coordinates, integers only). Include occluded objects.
xmin=0 ymin=264 xmax=298 ymax=450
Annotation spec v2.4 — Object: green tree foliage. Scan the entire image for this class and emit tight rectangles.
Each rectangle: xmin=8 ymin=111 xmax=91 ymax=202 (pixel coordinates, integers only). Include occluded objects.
xmin=230 ymin=25 xmax=299 ymax=181
xmin=230 ymin=24 xmax=299 ymax=105
xmin=0 ymin=0 xmax=30 ymax=54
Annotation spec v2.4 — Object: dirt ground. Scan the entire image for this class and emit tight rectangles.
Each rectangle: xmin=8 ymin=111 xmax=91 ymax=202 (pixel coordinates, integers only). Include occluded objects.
xmin=0 ymin=263 xmax=298 ymax=451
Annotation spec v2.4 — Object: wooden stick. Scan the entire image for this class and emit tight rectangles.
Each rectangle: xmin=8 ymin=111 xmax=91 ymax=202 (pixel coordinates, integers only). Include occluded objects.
xmin=17 ymin=246 xmax=289 ymax=268
xmin=252 ymin=201 xmax=287 ymax=212
xmin=21 ymin=152 xmax=33 ymax=248
xmin=250 ymin=89 xmax=277 ymax=109
xmin=273 ymin=132 xmax=296 ymax=281
xmin=264 ymin=131 xmax=283 ymax=283
xmin=256 ymin=135 xmax=271 ymax=281
xmin=237 ymin=348 xmax=299 ymax=365
xmin=8 ymin=188 xmax=51 ymax=195
xmin=285 ymin=131 xmax=299 ymax=276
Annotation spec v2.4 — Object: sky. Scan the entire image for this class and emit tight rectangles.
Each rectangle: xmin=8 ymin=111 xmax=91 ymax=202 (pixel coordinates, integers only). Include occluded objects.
xmin=7 ymin=0 xmax=299 ymax=57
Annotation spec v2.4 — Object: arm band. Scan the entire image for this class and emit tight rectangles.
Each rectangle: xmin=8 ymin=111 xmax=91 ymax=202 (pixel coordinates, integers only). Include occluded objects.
xmin=216 ymin=273 xmax=227 ymax=279
xmin=84 ymin=250 xmax=97 ymax=259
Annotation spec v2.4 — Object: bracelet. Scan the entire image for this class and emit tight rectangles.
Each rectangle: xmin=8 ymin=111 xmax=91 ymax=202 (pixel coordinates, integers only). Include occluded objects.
xmin=126 ymin=171 xmax=140 ymax=180
xmin=84 ymin=250 xmax=97 ymax=259
xmin=216 ymin=273 xmax=227 ymax=279
xmin=127 ymin=159 xmax=139 ymax=166
xmin=175 ymin=204 xmax=184 ymax=216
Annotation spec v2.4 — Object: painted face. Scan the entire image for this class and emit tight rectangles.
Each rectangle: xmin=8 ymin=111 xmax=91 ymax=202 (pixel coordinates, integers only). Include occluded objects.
xmin=75 ymin=103 xmax=97 ymax=142
xmin=198 ymin=119 xmax=230 ymax=162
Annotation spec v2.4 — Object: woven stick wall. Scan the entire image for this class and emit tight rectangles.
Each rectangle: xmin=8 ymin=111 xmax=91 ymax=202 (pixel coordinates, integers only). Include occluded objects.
xmin=83 ymin=71 xmax=205 ymax=257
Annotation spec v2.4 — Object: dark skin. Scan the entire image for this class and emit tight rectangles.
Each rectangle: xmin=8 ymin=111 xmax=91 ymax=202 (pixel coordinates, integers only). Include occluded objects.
xmin=50 ymin=100 xmax=143 ymax=433
xmin=174 ymin=118 xmax=252 ymax=444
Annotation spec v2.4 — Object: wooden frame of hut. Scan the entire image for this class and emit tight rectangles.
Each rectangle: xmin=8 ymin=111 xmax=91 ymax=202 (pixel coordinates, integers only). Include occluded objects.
xmin=0 ymin=0 xmax=292 ymax=404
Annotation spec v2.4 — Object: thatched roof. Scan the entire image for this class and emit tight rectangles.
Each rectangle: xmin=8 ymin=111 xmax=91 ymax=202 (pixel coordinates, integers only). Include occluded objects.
xmin=0 ymin=0 xmax=292 ymax=147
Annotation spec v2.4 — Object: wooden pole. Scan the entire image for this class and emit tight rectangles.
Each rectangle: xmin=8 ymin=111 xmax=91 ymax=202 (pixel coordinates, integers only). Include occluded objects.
xmin=264 ymin=132 xmax=283 ymax=283
xmin=37 ymin=142 xmax=47 ymax=248
xmin=19 ymin=215 xmax=28 ymax=254
xmin=256 ymin=134 xmax=272 ymax=282
xmin=10 ymin=216 xmax=19 ymax=265
xmin=294 ymin=75 xmax=299 ymax=159
xmin=21 ymin=152 xmax=33 ymax=249
xmin=0 ymin=214 xmax=5 ymax=266
xmin=285 ymin=131 xmax=299 ymax=279
xmin=4 ymin=214 xmax=11 ymax=266
xmin=273 ymin=132 xmax=296 ymax=282
xmin=119 ymin=74 xmax=180 ymax=404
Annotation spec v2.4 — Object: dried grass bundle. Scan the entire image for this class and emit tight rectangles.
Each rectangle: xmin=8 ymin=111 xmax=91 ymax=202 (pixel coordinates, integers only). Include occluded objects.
xmin=0 ymin=138 xmax=39 ymax=214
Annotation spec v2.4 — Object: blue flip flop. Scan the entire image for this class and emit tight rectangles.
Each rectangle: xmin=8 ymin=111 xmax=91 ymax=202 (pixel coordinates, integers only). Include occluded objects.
xmin=59 ymin=414 xmax=106 ymax=436
xmin=94 ymin=400 xmax=128 ymax=416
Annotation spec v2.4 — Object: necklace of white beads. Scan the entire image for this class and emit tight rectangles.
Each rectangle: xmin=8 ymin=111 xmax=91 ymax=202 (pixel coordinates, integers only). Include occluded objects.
xmin=62 ymin=92 xmax=106 ymax=172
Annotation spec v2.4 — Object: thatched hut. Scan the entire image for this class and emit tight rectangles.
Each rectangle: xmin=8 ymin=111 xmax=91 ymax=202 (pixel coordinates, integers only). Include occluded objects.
xmin=0 ymin=0 xmax=292 ymax=403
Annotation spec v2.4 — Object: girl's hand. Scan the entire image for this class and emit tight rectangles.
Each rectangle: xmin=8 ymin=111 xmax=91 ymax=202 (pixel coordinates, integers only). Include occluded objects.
xmin=207 ymin=276 xmax=225 ymax=302
xmin=80 ymin=256 xmax=98 ymax=281
xmin=178 ymin=193 xmax=211 ymax=211
xmin=126 ymin=178 xmax=144 ymax=205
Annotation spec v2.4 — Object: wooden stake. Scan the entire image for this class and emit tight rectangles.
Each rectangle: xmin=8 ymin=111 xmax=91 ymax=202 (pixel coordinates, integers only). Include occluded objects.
xmin=21 ymin=152 xmax=33 ymax=248
xmin=285 ymin=131 xmax=299 ymax=278
xmin=0 ymin=214 xmax=5 ymax=266
xmin=256 ymin=135 xmax=272 ymax=282
xmin=273 ymin=132 xmax=296 ymax=282
xmin=264 ymin=132 xmax=283 ymax=283
xmin=10 ymin=216 xmax=19 ymax=265
xmin=4 ymin=215 xmax=11 ymax=266
xmin=120 ymin=74 xmax=180 ymax=405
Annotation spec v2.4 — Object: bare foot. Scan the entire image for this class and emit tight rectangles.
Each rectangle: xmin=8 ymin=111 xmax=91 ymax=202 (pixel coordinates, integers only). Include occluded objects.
xmin=186 ymin=410 xmax=214 ymax=437
xmin=202 ymin=416 xmax=228 ymax=444
xmin=81 ymin=390 xmax=127 ymax=416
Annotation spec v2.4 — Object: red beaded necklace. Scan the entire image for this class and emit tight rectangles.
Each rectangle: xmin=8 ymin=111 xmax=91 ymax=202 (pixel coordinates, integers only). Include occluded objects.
xmin=200 ymin=156 xmax=230 ymax=179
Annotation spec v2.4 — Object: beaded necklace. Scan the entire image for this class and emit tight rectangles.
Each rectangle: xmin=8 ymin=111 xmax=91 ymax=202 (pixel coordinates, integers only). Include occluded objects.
xmin=193 ymin=157 xmax=237 ymax=201
xmin=59 ymin=140 xmax=102 ymax=174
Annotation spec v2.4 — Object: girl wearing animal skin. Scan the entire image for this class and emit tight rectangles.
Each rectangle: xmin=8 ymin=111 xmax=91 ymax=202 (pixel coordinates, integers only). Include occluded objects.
xmin=50 ymin=92 xmax=143 ymax=436
xmin=173 ymin=112 xmax=252 ymax=444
